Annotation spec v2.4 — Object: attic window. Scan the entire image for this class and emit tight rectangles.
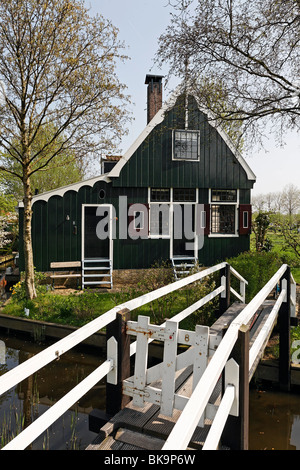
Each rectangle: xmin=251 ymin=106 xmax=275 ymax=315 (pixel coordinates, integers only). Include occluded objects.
xmin=172 ymin=130 xmax=200 ymax=161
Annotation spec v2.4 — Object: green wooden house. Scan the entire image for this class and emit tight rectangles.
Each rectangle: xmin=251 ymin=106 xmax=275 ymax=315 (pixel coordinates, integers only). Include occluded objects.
xmin=18 ymin=75 xmax=256 ymax=287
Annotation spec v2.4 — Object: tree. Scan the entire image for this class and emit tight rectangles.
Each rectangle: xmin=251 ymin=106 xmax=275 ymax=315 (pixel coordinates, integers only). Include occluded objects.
xmin=274 ymin=214 xmax=300 ymax=262
xmin=0 ymin=0 xmax=131 ymax=299
xmin=157 ymin=0 xmax=300 ymax=147
xmin=2 ymin=123 xmax=85 ymax=201
xmin=251 ymin=194 xmax=266 ymax=213
xmin=252 ymin=211 xmax=273 ymax=252
xmin=281 ymin=183 xmax=300 ymax=217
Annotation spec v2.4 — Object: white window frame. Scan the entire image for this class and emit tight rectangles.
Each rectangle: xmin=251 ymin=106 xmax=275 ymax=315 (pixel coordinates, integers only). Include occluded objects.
xmin=200 ymin=210 xmax=206 ymax=230
xmin=148 ymin=187 xmax=171 ymax=239
xmin=172 ymin=129 xmax=200 ymax=162
xmin=243 ymin=211 xmax=249 ymax=229
xmin=208 ymin=189 xmax=239 ymax=238
xmin=148 ymin=188 xmax=199 ymax=259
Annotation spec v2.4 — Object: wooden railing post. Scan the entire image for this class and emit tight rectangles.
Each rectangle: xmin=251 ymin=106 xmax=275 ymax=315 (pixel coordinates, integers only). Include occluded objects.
xmin=219 ymin=263 xmax=231 ymax=315
xmin=106 ymin=308 xmax=131 ymax=416
xmin=221 ymin=324 xmax=249 ymax=450
xmin=89 ymin=308 xmax=131 ymax=433
xmin=279 ymin=266 xmax=291 ymax=391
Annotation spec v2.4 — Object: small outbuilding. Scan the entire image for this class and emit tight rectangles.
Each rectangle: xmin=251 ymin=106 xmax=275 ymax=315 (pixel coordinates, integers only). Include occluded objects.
xmin=18 ymin=75 xmax=256 ymax=287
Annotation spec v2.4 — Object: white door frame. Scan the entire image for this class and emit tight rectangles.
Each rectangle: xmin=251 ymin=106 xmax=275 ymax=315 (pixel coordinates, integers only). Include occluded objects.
xmin=81 ymin=204 xmax=114 ymax=266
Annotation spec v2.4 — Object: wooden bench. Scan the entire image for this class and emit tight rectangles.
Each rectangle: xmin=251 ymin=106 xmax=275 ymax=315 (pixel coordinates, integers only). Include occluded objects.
xmin=50 ymin=261 xmax=81 ymax=288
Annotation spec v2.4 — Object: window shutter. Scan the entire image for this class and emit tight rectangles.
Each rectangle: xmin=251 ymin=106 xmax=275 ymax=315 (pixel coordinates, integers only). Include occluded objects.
xmin=204 ymin=204 xmax=210 ymax=235
xmin=128 ymin=203 xmax=149 ymax=237
xmin=239 ymin=204 xmax=252 ymax=235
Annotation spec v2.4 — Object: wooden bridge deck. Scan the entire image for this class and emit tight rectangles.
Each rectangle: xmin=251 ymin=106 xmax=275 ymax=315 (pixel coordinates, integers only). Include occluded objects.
xmin=86 ymin=300 xmax=276 ymax=451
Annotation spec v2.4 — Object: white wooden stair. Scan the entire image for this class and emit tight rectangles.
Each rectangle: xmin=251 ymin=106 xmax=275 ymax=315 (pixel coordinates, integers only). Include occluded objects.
xmin=171 ymin=257 xmax=197 ymax=281
xmin=82 ymin=258 xmax=113 ymax=289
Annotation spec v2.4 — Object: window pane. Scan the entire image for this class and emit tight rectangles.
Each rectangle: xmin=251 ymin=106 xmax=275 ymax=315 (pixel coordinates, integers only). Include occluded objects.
xmin=211 ymin=190 xmax=237 ymax=202
xmin=173 ymin=188 xmax=196 ymax=202
xmin=150 ymin=204 xmax=170 ymax=236
xmin=211 ymin=205 xmax=235 ymax=234
xmin=150 ymin=188 xmax=170 ymax=202
xmin=173 ymin=130 xmax=200 ymax=160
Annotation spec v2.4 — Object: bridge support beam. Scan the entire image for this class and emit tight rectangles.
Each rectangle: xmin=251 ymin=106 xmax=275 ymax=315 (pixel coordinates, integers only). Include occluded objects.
xmin=221 ymin=324 xmax=249 ymax=450
xmin=89 ymin=309 xmax=131 ymax=433
xmin=219 ymin=263 xmax=231 ymax=315
xmin=279 ymin=267 xmax=291 ymax=392
xmin=106 ymin=308 xmax=131 ymax=416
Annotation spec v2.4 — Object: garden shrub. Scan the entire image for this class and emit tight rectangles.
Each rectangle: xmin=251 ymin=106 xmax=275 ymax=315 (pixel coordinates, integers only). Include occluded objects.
xmin=226 ymin=251 xmax=282 ymax=303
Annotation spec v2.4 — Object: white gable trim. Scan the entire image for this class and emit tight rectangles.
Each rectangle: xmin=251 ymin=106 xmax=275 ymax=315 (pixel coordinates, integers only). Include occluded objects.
xmin=108 ymin=84 xmax=256 ymax=181
xmin=18 ymin=174 xmax=111 ymax=207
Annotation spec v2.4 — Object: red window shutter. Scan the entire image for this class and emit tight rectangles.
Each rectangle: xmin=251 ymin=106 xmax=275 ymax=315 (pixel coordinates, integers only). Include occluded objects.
xmin=128 ymin=203 xmax=149 ymax=237
xmin=204 ymin=204 xmax=210 ymax=235
xmin=239 ymin=204 xmax=252 ymax=235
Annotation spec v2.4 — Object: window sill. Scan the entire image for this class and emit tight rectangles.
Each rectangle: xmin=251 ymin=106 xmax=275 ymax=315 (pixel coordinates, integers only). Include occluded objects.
xmin=208 ymin=234 xmax=239 ymax=238
xmin=149 ymin=235 xmax=170 ymax=239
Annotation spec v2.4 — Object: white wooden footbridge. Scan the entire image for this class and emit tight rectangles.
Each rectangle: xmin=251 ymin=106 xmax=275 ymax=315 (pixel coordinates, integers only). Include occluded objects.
xmin=0 ymin=262 xmax=297 ymax=450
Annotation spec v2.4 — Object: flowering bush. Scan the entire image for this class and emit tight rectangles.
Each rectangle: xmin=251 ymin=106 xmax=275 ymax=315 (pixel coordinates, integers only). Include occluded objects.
xmin=0 ymin=216 xmax=10 ymax=249
xmin=10 ymin=271 xmax=47 ymax=304
xmin=0 ymin=212 xmax=18 ymax=253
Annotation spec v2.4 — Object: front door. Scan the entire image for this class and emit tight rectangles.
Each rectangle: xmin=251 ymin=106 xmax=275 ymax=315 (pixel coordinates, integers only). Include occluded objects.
xmin=172 ymin=204 xmax=196 ymax=258
xmin=82 ymin=205 xmax=112 ymax=260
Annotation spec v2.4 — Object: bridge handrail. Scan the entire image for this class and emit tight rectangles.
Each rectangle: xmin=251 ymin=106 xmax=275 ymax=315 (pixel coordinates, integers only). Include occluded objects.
xmin=0 ymin=262 xmax=227 ymax=397
xmin=2 ymin=358 xmax=113 ymax=450
xmin=162 ymin=264 xmax=289 ymax=450
xmin=0 ymin=261 xmax=242 ymax=450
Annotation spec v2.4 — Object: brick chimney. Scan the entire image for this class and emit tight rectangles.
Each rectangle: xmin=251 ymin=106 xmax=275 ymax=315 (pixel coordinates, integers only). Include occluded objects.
xmin=145 ymin=74 xmax=164 ymax=124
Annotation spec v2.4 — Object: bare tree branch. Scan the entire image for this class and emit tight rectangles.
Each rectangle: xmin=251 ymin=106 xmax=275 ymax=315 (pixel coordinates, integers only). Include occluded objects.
xmin=156 ymin=0 xmax=300 ymax=146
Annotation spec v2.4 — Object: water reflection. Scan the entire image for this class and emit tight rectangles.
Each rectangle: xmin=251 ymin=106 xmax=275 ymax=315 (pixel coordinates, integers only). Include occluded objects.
xmin=0 ymin=332 xmax=106 ymax=450
xmin=249 ymin=388 xmax=300 ymax=450
xmin=1 ymin=330 xmax=300 ymax=450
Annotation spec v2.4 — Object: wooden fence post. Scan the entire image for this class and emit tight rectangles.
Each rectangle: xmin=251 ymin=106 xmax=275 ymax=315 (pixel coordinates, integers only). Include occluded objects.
xmin=279 ymin=266 xmax=291 ymax=391
xmin=221 ymin=324 xmax=249 ymax=450
xmin=89 ymin=308 xmax=131 ymax=433
xmin=219 ymin=263 xmax=231 ymax=315
xmin=105 ymin=308 xmax=131 ymax=416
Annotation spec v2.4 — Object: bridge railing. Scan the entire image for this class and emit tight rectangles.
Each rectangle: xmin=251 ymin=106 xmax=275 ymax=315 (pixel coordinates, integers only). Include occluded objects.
xmin=163 ymin=264 xmax=293 ymax=450
xmin=0 ymin=261 xmax=246 ymax=450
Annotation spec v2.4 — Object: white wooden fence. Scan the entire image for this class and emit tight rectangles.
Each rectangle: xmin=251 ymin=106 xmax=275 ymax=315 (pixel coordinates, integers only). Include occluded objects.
xmin=163 ymin=264 xmax=294 ymax=450
xmin=0 ymin=261 xmax=295 ymax=450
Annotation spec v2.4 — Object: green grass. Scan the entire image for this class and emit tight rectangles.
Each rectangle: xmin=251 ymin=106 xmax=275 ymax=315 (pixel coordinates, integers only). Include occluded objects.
xmin=250 ymin=230 xmax=300 ymax=282
xmin=1 ymin=281 xmax=219 ymax=330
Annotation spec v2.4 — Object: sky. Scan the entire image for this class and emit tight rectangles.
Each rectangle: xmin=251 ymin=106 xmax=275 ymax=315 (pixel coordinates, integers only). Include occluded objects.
xmin=86 ymin=0 xmax=299 ymax=196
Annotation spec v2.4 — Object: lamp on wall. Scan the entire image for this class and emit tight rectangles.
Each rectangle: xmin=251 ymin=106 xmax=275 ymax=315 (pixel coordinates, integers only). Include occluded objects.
xmin=66 ymin=215 xmax=70 ymax=221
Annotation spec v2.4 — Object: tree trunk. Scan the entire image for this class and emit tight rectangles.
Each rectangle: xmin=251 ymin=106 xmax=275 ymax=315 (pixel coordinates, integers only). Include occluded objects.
xmin=23 ymin=173 xmax=37 ymax=300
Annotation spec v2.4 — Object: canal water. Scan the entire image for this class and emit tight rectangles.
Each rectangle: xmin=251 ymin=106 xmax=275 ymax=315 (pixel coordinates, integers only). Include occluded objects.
xmin=0 ymin=332 xmax=106 ymax=450
xmin=249 ymin=386 xmax=300 ymax=450
xmin=0 ymin=331 xmax=300 ymax=450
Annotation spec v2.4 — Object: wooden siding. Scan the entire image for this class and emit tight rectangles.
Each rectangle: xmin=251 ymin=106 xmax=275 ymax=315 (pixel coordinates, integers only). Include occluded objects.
xmin=20 ymin=183 xmax=251 ymax=272
xmin=114 ymin=96 xmax=254 ymax=190
xmin=19 ymin=95 xmax=254 ymax=273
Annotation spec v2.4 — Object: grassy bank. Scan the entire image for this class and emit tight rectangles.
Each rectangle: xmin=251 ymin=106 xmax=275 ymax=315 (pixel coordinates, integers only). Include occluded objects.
xmin=1 ymin=265 xmax=219 ymax=331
